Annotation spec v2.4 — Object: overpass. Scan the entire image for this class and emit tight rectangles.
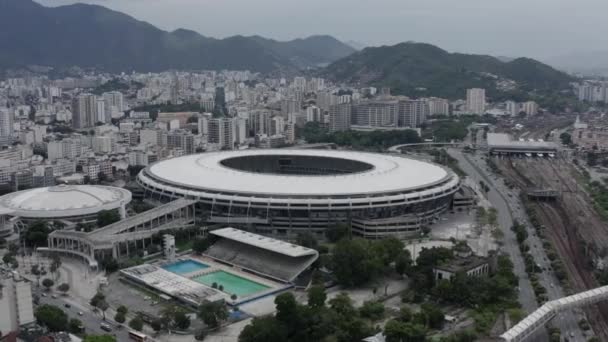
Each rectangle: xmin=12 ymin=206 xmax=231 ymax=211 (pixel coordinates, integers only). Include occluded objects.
xmin=500 ymin=285 xmax=608 ymax=341
xmin=40 ymin=198 xmax=197 ymax=268
xmin=388 ymin=142 xmax=465 ymax=153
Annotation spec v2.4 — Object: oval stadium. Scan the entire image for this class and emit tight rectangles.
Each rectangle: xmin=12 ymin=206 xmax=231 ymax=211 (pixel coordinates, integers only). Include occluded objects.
xmin=137 ymin=149 xmax=461 ymax=239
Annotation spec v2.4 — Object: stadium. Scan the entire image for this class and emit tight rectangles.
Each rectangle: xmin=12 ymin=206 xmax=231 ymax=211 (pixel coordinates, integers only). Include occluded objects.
xmin=137 ymin=149 xmax=461 ymax=239
xmin=0 ymin=184 xmax=132 ymax=227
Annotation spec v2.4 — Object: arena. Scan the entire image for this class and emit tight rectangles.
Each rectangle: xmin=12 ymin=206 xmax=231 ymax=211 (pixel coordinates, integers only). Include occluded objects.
xmin=0 ymin=184 xmax=132 ymax=227
xmin=137 ymin=149 xmax=461 ymax=239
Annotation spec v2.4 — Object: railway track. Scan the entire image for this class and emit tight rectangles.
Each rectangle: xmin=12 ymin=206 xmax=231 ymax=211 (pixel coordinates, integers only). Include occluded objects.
xmin=495 ymin=156 xmax=608 ymax=339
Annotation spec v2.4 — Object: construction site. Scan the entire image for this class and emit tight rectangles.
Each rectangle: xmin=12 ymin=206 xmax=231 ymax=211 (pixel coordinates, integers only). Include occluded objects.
xmin=494 ymin=154 xmax=608 ymax=340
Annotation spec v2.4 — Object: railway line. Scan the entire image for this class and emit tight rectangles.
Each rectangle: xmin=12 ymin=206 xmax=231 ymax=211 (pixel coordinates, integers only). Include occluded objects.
xmin=495 ymin=156 xmax=608 ymax=340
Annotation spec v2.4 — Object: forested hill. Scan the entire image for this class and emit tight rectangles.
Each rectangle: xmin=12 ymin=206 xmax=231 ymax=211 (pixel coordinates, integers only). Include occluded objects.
xmin=322 ymin=42 xmax=576 ymax=100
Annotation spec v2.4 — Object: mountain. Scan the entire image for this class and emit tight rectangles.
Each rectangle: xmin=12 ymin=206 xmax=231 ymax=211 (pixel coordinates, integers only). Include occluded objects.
xmin=323 ymin=42 xmax=575 ymax=100
xmin=0 ymin=0 xmax=354 ymax=73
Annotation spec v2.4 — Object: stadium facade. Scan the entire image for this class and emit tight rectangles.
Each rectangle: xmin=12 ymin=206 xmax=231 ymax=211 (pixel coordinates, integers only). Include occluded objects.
xmin=137 ymin=149 xmax=461 ymax=239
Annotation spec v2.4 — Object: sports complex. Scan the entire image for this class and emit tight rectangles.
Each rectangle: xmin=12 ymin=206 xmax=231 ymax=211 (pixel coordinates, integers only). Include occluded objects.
xmin=137 ymin=149 xmax=462 ymax=239
xmin=121 ymin=228 xmax=319 ymax=306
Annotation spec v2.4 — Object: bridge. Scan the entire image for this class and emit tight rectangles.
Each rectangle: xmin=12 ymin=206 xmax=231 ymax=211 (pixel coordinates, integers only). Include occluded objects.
xmin=40 ymin=198 xmax=197 ymax=268
xmin=387 ymin=142 xmax=465 ymax=153
xmin=500 ymin=285 xmax=608 ymax=341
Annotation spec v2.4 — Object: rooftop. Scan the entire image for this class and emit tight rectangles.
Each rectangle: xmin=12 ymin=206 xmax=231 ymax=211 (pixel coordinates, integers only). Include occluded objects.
xmin=146 ymin=149 xmax=453 ymax=196
xmin=210 ymin=227 xmax=318 ymax=258
xmin=0 ymin=184 xmax=132 ymax=218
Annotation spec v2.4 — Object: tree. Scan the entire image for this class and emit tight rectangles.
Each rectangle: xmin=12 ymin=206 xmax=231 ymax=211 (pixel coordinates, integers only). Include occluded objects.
xmin=173 ymin=310 xmax=191 ymax=330
xmin=151 ymin=319 xmax=163 ymax=332
xmin=307 ymin=285 xmax=327 ymax=308
xmin=198 ymin=301 xmax=228 ymax=328
xmin=42 ymin=278 xmax=54 ymax=290
xmin=97 ymin=210 xmax=121 ymax=227
xmin=384 ymin=319 xmax=427 ymax=342
xmin=559 ymin=132 xmax=572 ymax=145
xmin=90 ymin=292 xmax=105 ymax=307
xmin=97 ymin=300 xmax=109 ymax=320
xmin=114 ymin=312 xmax=126 ymax=324
xmin=331 ymin=238 xmax=382 ymax=286
xmin=24 ymin=221 xmax=50 ymax=247
xmin=129 ymin=316 xmax=144 ymax=331
xmin=35 ymin=305 xmax=68 ymax=332
xmin=325 ymin=223 xmax=350 ymax=242
xmin=192 ymin=237 xmax=212 ymax=254
xmin=296 ymin=232 xmax=318 ymax=250
xmin=239 ymin=316 xmax=288 ymax=342
xmin=359 ymin=300 xmax=385 ymax=321
xmin=69 ymin=318 xmax=83 ymax=334
xmin=395 ymin=250 xmax=413 ymax=277
xmin=117 ymin=305 xmax=128 ymax=315
xmin=83 ymin=336 xmax=116 ymax=342
xmin=328 ymin=292 xmax=357 ymax=317
xmin=57 ymin=283 xmax=70 ymax=294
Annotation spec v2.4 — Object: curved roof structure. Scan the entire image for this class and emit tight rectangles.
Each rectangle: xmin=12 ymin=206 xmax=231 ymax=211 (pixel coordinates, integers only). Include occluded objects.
xmin=0 ymin=184 xmax=132 ymax=219
xmin=144 ymin=149 xmax=452 ymax=197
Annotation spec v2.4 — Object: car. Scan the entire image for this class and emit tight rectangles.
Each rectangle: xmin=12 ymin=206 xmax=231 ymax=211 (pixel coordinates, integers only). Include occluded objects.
xmin=78 ymin=311 xmax=83 ymax=316
xmin=570 ymin=332 xmax=575 ymax=338
xmin=100 ymin=323 xmax=112 ymax=332
xmin=41 ymin=293 xmax=47 ymax=297
xmin=51 ymin=294 xmax=58 ymax=299
xmin=64 ymin=303 xmax=71 ymax=308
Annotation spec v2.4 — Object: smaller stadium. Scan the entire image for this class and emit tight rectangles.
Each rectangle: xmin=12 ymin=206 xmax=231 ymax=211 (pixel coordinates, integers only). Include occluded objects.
xmin=121 ymin=228 xmax=319 ymax=306
xmin=0 ymin=184 xmax=132 ymax=227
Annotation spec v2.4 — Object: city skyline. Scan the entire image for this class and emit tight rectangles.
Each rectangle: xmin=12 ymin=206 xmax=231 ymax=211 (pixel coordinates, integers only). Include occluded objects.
xmin=34 ymin=0 xmax=607 ymax=61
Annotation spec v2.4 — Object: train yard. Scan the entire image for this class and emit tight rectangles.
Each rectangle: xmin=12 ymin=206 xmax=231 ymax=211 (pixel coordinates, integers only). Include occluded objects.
xmin=495 ymin=156 xmax=608 ymax=340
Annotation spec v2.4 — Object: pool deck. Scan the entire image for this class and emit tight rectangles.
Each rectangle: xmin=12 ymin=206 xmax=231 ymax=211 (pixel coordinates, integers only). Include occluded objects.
xmin=151 ymin=255 xmax=289 ymax=306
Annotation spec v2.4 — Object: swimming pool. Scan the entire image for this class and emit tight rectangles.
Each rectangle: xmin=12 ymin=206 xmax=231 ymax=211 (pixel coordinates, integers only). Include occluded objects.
xmin=162 ymin=259 xmax=208 ymax=275
xmin=193 ymin=271 xmax=270 ymax=297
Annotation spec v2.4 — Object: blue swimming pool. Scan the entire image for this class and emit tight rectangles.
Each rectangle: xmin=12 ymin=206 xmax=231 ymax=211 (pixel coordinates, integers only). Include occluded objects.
xmin=162 ymin=259 xmax=209 ymax=274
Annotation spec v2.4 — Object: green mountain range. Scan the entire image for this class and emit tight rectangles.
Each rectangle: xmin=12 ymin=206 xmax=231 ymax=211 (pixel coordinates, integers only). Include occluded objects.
xmin=0 ymin=0 xmax=355 ymax=73
xmin=323 ymin=42 xmax=575 ymax=100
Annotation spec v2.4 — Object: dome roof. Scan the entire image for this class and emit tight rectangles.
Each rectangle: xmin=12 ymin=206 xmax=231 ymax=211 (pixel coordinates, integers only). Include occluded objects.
xmin=0 ymin=184 xmax=132 ymax=219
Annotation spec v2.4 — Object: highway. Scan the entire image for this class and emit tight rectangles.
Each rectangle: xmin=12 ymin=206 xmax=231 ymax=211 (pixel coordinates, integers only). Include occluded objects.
xmin=448 ymin=149 xmax=584 ymax=341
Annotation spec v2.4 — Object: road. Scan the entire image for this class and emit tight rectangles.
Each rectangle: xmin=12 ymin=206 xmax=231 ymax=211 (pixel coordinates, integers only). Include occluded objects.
xmin=448 ymin=149 xmax=586 ymax=341
xmin=34 ymin=287 xmax=131 ymax=341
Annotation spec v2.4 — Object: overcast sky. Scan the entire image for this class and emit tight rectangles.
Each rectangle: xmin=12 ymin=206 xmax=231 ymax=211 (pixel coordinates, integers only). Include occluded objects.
xmin=35 ymin=0 xmax=603 ymax=60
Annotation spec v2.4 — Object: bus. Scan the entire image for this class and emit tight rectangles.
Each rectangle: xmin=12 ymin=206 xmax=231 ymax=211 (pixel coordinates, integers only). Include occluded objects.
xmin=128 ymin=330 xmax=148 ymax=342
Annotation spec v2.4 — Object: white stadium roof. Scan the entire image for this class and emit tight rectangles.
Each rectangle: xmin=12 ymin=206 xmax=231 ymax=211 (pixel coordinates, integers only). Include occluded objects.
xmin=0 ymin=184 xmax=132 ymax=218
xmin=211 ymin=227 xmax=318 ymax=258
xmin=146 ymin=149 xmax=451 ymax=196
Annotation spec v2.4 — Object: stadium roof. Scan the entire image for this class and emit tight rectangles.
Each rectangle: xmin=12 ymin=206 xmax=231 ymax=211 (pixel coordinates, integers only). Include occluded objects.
xmin=211 ymin=227 xmax=318 ymax=258
xmin=146 ymin=149 xmax=451 ymax=196
xmin=0 ymin=184 xmax=132 ymax=218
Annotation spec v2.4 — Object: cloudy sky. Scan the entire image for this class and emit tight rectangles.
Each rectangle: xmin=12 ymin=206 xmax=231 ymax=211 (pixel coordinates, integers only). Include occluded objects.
xmin=35 ymin=0 xmax=602 ymax=60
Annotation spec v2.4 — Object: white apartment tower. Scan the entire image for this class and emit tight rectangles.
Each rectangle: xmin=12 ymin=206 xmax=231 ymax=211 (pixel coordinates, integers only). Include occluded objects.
xmin=329 ymin=103 xmax=351 ymax=132
xmin=0 ymin=108 xmax=14 ymax=137
xmin=209 ymin=117 xmax=237 ymax=149
xmin=466 ymin=88 xmax=486 ymax=114
xmin=72 ymin=93 xmax=97 ymax=129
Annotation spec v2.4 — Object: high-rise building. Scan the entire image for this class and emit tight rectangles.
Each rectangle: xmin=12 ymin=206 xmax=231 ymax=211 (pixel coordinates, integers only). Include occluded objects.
xmin=95 ymin=98 xmax=106 ymax=123
xmin=352 ymin=100 xmax=398 ymax=127
xmin=329 ymin=103 xmax=351 ymax=132
xmin=167 ymin=130 xmax=195 ymax=154
xmin=209 ymin=117 xmax=237 ymax=149
xmin=505 ymin=101 xmax=519 ymax=116
xmin=466 ymin=88 xmax=486 ymax=114
xmin=306 ymin=106 xmax=322 ymax=123
xmin=102 ymin=91 xmax=123 ymax=123
xmin=577 ymin=84 xmax=593 ymax=102
xmin=522 ymin=101 xmax=539 ymax=116
xmin=271 ymin=116 xmax=285 ymax=135
xmin=398 ymin=99 xmax=429 ymax=128
xmin=0 ymin=108 xmax=14 ymax=137
xmin=249 ymin=110 xmax=272 ymax=135
xmin=72 ymin=93 xmax=97 ymax=129
xmin=427 ymin=97 xmax=450 ymax=116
